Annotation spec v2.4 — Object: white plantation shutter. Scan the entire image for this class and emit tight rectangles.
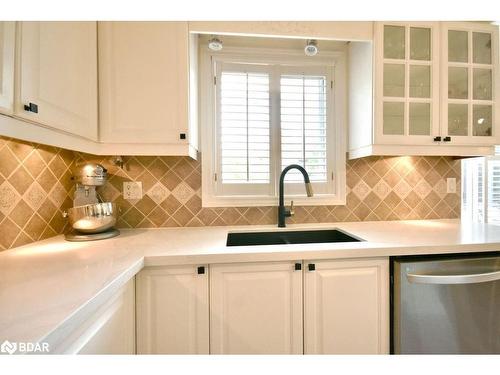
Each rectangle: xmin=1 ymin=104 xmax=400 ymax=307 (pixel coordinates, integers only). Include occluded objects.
xmin=280 ymin=73 xmax=328 ymax=183
xmin=219 ymin=69 xmax=270 ymax=184
xmin=462 ymin=157 xmax=485 ymax=222
xmin=462 ymin=154 xmax=500 ymax=224
xmin=487 ymin=159 xmax=500 ymax=223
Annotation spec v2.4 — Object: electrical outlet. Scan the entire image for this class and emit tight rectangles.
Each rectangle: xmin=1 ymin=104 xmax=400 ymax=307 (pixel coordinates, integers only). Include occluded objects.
xmin=446 ymin=178 xmax=456 ymax=194
xmin=123 ymin=181 xmax=143 ymax=200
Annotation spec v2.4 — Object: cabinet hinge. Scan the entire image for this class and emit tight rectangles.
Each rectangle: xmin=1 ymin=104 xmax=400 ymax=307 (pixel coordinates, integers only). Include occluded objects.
xmin=214 ymin=173 xmax=218 ymax=182
xmin=214 ymin=76 xmax=217 ymax=85
xmin=331 ymin=172 xmax=335 ymax=181
xmin=331 ymin=80 xmax=333 ymax=89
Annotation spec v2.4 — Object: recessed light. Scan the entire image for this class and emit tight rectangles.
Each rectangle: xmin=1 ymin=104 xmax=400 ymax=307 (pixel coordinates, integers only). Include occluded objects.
xmin=208 ymin=37 xmax=223 ymax=51
xmin=304 ymin=39 xmax=318 ymax=56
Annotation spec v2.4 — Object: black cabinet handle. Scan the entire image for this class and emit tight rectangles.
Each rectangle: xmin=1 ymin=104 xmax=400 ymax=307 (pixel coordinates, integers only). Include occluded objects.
xmin=24 ymin=102 xmax=38 ymax=113
xmin=179 ymin=133 xmax=186 ymax=140
xmin=197 ymin=266 xmax=205 ymax=274
xmin=443 ymin=136 xmax=451 ymax=142
xmin=294 ymin=263 xmax=302 ymax=271
xmin=308 ymin=263 xmax=315 ymax=271
xmin=433 ymin=136 xmax=442 ymax=142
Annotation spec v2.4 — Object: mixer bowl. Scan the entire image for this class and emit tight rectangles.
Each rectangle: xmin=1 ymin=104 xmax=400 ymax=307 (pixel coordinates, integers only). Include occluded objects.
xmin=64 ymin=202 xmax=118 ymax=234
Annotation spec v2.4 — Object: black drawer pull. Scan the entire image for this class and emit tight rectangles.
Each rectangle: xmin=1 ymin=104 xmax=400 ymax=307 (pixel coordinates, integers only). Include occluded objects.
xmin=433 ymin=136 xmax=441 ymax=142
xmin=443 ymin=136 xmax=451 ymax=142
xmin=24 ymin=102 xmax=38 ymax=113
xmin=294 ymin=263 xmax=302 ymax=271
xmin=308 ymin=263 xmax=315 ymax=271
xmin=197 ymin=266 xmax=205 ymax=274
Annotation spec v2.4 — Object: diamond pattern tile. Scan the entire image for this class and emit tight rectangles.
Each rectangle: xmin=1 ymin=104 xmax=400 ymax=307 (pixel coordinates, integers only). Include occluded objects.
xmin=0 ymin=135 xmax=462 ymax=252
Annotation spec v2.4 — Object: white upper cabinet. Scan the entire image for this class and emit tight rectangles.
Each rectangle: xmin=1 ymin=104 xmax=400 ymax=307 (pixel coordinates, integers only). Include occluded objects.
xmin=0 ymin=22 xmax=15 ymax=115
xmin=441 ymin=22 xmax=499 ymax=146
xmin=98 ymin=22 xmax=198 ymax=157
xmin=136 ymin=265 xmax=209 ymax=354
xmin=349 ymin=21 xmax=499 ymax=159
xmin=210 ymin=261 xmax=303 ymax=354
xmin=15 ymin=22 xmax=98 ymax=141
xmin=375 ymin=22 xmax=440 ymax=145
xmin=304 ymin=258 xmax=389 ymax=354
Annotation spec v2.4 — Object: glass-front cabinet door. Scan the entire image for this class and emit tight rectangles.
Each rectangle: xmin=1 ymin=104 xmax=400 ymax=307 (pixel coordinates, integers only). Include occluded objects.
xmin=442 ymin=22 xmax=499 ymax=145
xmin=375 ymin=22 xmax=440 ymax=145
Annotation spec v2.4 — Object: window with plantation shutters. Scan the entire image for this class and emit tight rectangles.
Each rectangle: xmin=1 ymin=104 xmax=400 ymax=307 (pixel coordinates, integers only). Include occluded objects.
xmin=203 ymin=52 xmax=345 ymax=207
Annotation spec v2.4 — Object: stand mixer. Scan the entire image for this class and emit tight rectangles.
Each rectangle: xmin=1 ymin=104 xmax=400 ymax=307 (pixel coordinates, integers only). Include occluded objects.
xmin=63 ymin=163 xmax=120 ymax=241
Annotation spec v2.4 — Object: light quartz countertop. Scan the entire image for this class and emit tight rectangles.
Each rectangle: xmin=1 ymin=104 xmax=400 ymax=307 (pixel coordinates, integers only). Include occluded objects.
xmin=1 ymin=219 xmax=500 ymax=346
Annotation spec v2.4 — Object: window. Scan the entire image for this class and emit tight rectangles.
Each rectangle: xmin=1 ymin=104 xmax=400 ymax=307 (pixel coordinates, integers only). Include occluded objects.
xmin=201 ymin=49 xmax=346 ymax=207
xmin=462 ymin=149 xmax=500 ymax=224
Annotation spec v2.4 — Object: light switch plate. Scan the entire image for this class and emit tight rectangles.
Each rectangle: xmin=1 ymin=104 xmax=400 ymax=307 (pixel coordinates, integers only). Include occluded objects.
xmin=123 ymin=181 xmax=143 ymax=200
xmin=446 ymin=178 xmax=456 ymax=194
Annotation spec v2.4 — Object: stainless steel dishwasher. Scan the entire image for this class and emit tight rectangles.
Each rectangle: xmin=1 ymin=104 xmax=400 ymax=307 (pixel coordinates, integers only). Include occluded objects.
xmin=392 ymin=253 xmax=500 ymax=354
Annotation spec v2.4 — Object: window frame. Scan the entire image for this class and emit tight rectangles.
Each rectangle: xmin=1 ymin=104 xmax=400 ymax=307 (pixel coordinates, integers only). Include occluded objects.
xmin=200 ymin=46 xmax=346 ymax=207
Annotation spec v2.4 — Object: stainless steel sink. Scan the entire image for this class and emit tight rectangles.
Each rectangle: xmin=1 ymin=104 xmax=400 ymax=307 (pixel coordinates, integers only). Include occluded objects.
xmin=226 ymin=229 xmax=362 ymax=246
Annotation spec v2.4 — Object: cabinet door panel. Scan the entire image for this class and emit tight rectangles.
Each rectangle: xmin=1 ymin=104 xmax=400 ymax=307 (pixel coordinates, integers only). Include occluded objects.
xmin=442 ymin=23 xmax=499 ymax=145
xmin=376 ymin=22 xmax=439 ymax=145
xmin=304 ymin=258 xmax=389 ymax=354
xmin=136 ymin=265 xmax=209 ymax=354
xmin=0 ymin=21 xmax=15 ymax=115
xmin=16 ymin=22 xmax=97 ymax=140
xmin=98 ymin=22 xmax=189 ymax=144
xmin=210 ymin=262 xmax=303 ymax=354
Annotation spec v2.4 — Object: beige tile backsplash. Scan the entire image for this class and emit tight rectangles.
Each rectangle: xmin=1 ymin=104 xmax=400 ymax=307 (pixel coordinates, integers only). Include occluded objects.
xmin=0 ymin=135 xmax=461 ymax=251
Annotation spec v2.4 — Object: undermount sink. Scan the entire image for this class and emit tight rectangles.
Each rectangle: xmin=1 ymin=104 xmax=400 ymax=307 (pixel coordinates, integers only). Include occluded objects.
xmin=226 ymin=229 xmax=362 ymax=247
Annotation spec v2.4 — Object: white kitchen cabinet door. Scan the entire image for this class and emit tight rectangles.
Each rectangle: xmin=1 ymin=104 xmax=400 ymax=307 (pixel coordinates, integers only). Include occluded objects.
xmin=98 ymin=22 xmax=198 ymax=157
xmin=304 ymin=258 xmax=389 ymax=354
xmin=210 ymin=261 xmax=303 ymax=354
xmin=0 ymin=22 xmax=15 ymax=115
xmin=374 ymin=22 xmax=441 ymax=146
xmin=136 ymin=265 xmax=209 ymax=354
xmin=15 ymin=22 xmax=97 ymax=140
xmin=76 ymin=279 xmax=136 ymax=354
xmin=441 ymin=22 xmax=500 ymax=146
xmin=51 ymin=278 xmax=136 ymax=354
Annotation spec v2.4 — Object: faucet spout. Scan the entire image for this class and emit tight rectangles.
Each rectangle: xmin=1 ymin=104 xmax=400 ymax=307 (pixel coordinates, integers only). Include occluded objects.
xmin=278 ymin=164 xmax=314 ymax=227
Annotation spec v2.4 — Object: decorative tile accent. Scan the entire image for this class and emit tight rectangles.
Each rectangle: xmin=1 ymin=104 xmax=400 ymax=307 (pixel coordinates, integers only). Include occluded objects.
xmin=24 ymin=182 xmax=46 ymax=211
xmin=373 ymin=180 xmax=391 ymax=200
xmin=171 ymin=181 xmax=195 ymax=204
xmin=147 ymin=182 xmax=170 ymax=205
xmin=352 ymin=180 xmax=371 ymax=200
xmin=0 ymin=134 xmax=462 ymax=252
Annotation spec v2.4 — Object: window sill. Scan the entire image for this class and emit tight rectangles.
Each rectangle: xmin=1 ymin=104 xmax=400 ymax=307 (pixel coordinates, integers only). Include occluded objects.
xmin=202 ymin=194 xmax=346 ymax=208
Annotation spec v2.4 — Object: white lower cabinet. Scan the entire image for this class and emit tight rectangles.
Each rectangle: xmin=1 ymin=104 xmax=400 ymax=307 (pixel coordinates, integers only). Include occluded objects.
xmin=136 ymin=265 xmax=209 ymax=354
xmin=52 ymin=279 xmax=136 ymax=354
xmin=210 ymin=261 xmax=303 ymax=354
xmin=304 ymin=258 xmax=389 ymax=354
xmin=136 ymin=258 xmax=389 ymax=355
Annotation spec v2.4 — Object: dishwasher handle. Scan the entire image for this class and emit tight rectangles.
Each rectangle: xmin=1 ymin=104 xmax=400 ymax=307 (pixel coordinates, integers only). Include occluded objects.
xmin=407 ymin=269 xmax=500 ymax=285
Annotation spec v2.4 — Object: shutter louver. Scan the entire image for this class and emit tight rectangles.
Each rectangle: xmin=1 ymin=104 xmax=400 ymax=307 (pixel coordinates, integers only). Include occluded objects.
xmin=220 ymin=71 xmax=270 ymax=184
xmin=488 ymin=160 xmax=500 ymax=223
xmin=280 ymin=74 xmax=328 ymax=182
